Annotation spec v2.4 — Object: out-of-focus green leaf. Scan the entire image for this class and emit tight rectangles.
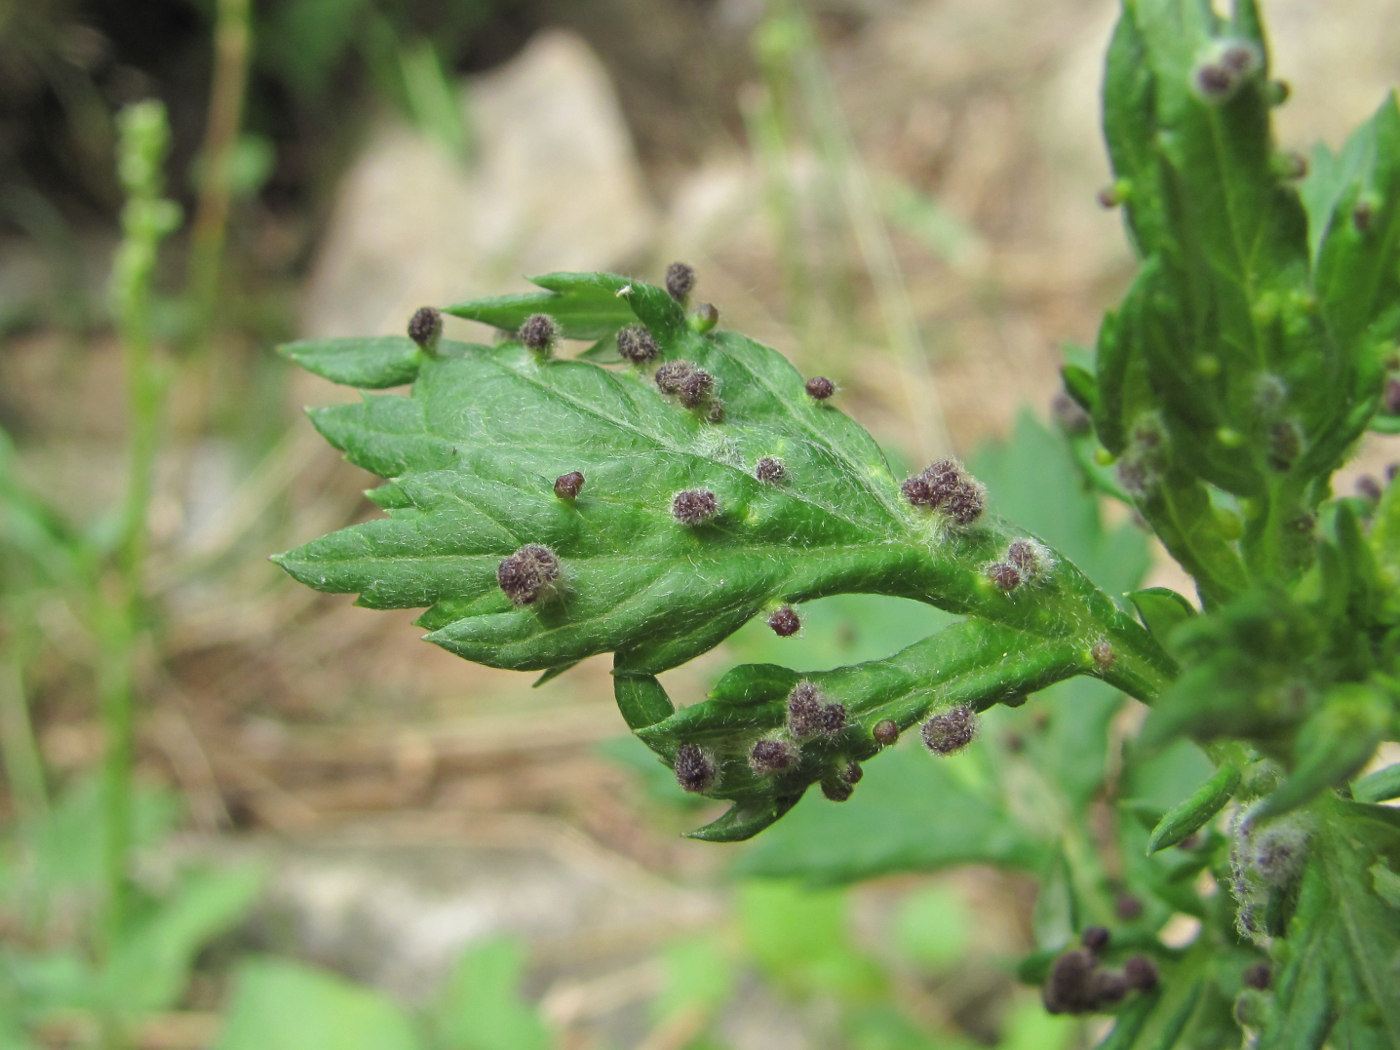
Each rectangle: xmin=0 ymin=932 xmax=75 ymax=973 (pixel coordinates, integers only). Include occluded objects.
xmin=426 ymin=938 xmax=554 ymax=1050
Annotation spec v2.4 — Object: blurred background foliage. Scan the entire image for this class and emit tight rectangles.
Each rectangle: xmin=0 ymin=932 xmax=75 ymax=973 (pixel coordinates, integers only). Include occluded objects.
xmin=2 ymin=0 xmax=1398 ymax=1048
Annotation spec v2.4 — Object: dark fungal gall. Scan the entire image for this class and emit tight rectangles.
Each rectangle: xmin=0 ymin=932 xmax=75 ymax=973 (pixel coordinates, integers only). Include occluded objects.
xmin=407 ymin=306 xmax=442 ymax=352
xmin=921 ymin=705 xmax=978 ymax=755
xmin=665 ymin=261 xmax=696 ymax=302
xmin=518 ymin=313 xmax=560 ymax=355
xmin=987 ymin=562 xmax=1022 ymax=592
xmin=902 ymin=458 xmax=985 ymax=525
xmin=672 ymin=488 xmax=719 ymax=525
xmin=1123 ymin=956 xmax=1159 ymax=993
xmin=755 ymin=456 xmax=786 ymax=484
xmin=554 ymin=471 xmax=585 ymax=500
xmin=673 ymin=742 xmax=716 ymax=793
xmin=787 ymin=680 xmax=825 ymax=738
xmin=1081 ymin=926 xmax=1110 ymax=954
xmin=821 ymin=778 xmax=854 ymax=802
xmin=749 ymin=738 xmax=796 ymax=777
xmin=768 ymin=605 xmax=801 ymax=637
xmin=678 ymin=368 xmax=715 ymax=409
xmin=1043 ymin=950 xmax=1097 ymax=1015
xmin=1006 ymin=538 xmax=1048 ymax=578
xmin=496 ymin=544 xmax=560 ymax=606
xmin=820 ymin=703 xmax=847 ymax=734
xmin=873 ymin=719 xmax=899 ymax=746
xmin=840 ymin=762 xmax=862 ymax=784
xmin=805 ymin=375 xmax=835 ymax=400
xmin=617 ymin=323 xmax=659 ymax=365
xmin=655 ymin=360 xmax=693 ymax=394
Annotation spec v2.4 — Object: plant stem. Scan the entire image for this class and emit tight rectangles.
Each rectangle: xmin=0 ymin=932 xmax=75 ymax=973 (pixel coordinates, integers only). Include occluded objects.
xmin=0 ymin=640 xmax=48 ymax=818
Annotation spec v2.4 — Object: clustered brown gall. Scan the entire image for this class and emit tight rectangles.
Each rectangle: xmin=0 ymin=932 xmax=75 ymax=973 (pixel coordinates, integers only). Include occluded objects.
xmin=901 ymin=458 xmax=986 ymax=526
xmin=986 ymin=562 xmax=1022 ymax=591
xmin=805 ymin=376 xmax=835 ymax=400
xmin=1007 ymin=538 xmax=1047 ymax=577
xmin=654 ymin=358 xmax=723 ymax=419
xmin=518 ymin=313 xmax=560 ymax=354
xmin=1042 ymin=947 xmax=1159 ymax=1016
xmin=679 ymin=369 xmax=715 ymax=409
xmin=655 ymin=360 xmax=693 ymax=393
xmin=672 ymin=488 xmax=719 ymax=525
xmin=554 ymin=471 xmax=585 ymax=500
xmin=407 ymin=306 xmax=442 ymax=351
xmin=872 ymin=719 xmax=899 ymax=746
xmin=673 ymin=742 xmax=716 ymax=793
xmin=768 ymin=605 xmax=801 ymax=637
xmin=749 ymin=738 xmax=797 ymax=777
xmin=665 ymin=261 xmax=696 ymax=302
xmin=496 ymin=544 xmax=560 ymax=605
xmin=755 ymin=457 xmax=787 ymax=484
xmin=617 ymin=323 xmax=659 ymax=365
xmin=921 ymin=705 xmax=978 ymax=755
xmin=1191 ymin=40 xmax=1260 ymax=104
xmin=786 ymin=680 xmax=845 ymax=738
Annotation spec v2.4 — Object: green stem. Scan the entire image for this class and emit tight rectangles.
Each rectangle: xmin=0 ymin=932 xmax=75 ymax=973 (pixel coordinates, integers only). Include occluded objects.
xmin=0 ymin=637 xmax=48 ymax=818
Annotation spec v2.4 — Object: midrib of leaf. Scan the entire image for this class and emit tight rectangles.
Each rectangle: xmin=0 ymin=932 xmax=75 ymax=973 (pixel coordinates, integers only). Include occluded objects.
xmin=1202 ymin=105 xmax=1269 ymax=372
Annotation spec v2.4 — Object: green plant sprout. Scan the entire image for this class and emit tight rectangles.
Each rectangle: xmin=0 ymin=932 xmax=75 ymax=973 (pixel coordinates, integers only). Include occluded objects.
xmin=276 ymin=0 xmax=1400 ymax=1045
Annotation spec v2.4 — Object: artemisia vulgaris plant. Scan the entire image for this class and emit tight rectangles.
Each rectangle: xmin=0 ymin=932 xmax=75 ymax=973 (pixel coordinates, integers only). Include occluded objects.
xmin=276 ymin=1 xmax=1400 ymax=1045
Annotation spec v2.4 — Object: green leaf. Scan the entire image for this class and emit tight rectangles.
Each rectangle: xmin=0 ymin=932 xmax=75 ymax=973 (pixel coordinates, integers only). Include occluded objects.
xmin=425 ymin=938 xmax=554 ymax=1050
xmin=278 ymin=337 xmax=424 ymax=389
xmin=1129 ymin=588 xmax=1197 ymax=649
xmin=279 ymin=277 xmax=1167 ymax=683
xmin=445 ymin=272 xmax=682 ymax=342
xmin=1146 ymin=763 xmax=1239 ymax=854
xmin=215 ymin=959 xmax=424 ymax=1050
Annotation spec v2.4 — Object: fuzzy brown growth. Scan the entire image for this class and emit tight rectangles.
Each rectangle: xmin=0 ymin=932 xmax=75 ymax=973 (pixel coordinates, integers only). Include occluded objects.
xmin=673 ymin=742 xmax=715 ymax=793
xmin=496 ymin=544 xmax=560 ymax=605
xmin=1043 ymin=950 xmax=1098 ymax=1015
xmin=921 ymin=705 xmax=977 ymax=755
xmin=1123 ymin=956 xmax=1159 ymax=993
xmin=554 ymin=471 xmax=585 ymax=500
xmin=679 ymin=369 xmax=715 ymax=409
xmin=755 ymin=457 xmax=787 ymax=484
xmin=768 ymin=605 xmax=801 ymax=637
xmin=655 ymin=360 xmax=694 ymax=394
xmin=1006 ymin=539 xmax=1044 ymax=577
xmin=1090 ymin=638 xmax=1116 ymax=671
xmin=872 ymin=719 xmax=899 ymax=746
xmin=987 ymin=562 xmax=1022 ymax=591
xmin=407 ymin=306 xmax=442 ymax=350
xmin=518 ymin=313 xmax=560 ymax=354
xmin=672 ymin=489 xmax=719 ymax=525
xmin=902 ymin=459 xmax=985 ymax=525
xmin=805 ymin=376 xmax=835 ymax=400
xmin=1081 ymin=926 xmax=1110 ymax=954
xmin=820 ymin=703 xmax=847 ymax=734
xmin=617 ymin=323 xmax=659 ymax=365
xmin=787 ymin=681 xmax=825 ymax=738
xmin=749 ymin=738 xmax=796 ymax=777
xmin=665 ymin=261 xmax=696 ymax=302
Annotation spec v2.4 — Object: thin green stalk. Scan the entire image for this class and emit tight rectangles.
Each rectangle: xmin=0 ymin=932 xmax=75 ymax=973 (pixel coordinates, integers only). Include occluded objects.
xmin=0 ymin=639 xmax=48 ymax=818
xmin=185 ymin=0 xmax=252 ymax=348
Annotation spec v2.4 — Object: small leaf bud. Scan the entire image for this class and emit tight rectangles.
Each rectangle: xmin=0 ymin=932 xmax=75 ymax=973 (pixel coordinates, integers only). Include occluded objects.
xmin=678 ymin=368 xmax=715 ymax=408
xmin=805 ymin=375 xmax=835 ymax=400
xmin=1123 ymin=955 xmax=1160 ymax=993
xmin=672 ymin=488 xmax=719 ymax=525
xmin=665 ymin=261 xmax=696 ymax=302
xmin=518 ymin=313 xmax=560 ymax=355
xmin=755 ymin=456 xmax=787 ymax=484
xmin=986 ymin=561 xmax=1022 ymax=591
xmin=873 ymin=719 xmax=899 ymax=746
xmin=673 ymin=742 xmax=716 ymax=793
xmin=655 ymin=360 xmax=694 ymax=394
xmin=749 ymin=737 xmax=797 ymax=776
xmin=554 ymin=471 xmax=585 ymax=500
xmin=921 ymin=705 xmax=978 ymax=755
xmin=617 ymin=323 xmax=659 ymax=365
xmin=1081 ymin=926 xmax=1110 ymax=954
xmin=691 ymin=302 xmax=719 ymax=333
xmin=1266 ymin=79 xmax=1290 ymax=105
xmin=407 ymin=306 xmax=442 ymax=352
xmin=1242 ymin=962 xmax=1271 ymax=990
xmin=1096 ymin=185 xmax=1123 ymax=209
xmin=497 ymin=543 xmax=560 ymax=605
xmin=1273 ymin=151 xmax=1308 ymax=180
xmin=768 ymin=605 xmax=801 ymax=636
